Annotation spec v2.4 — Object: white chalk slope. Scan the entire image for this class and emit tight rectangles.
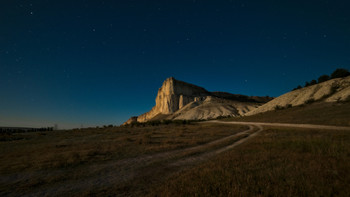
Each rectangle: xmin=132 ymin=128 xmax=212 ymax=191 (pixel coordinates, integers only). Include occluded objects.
xmin=246 ymin=76 xmax=350 ymax=116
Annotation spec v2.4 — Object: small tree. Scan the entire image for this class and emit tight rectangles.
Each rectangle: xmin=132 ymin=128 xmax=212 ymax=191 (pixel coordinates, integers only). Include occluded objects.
xmin=331 ymin=68 xmax=350 ymax=79
xmin=304 ymin=81 xmax=310 ymax=87
xmin=318 ymin=75 xmax=330 ymax=83
xmin=309 ymin=79 xmax=317 ymax=85
xmin=292 ymin=85 xmax=302 ymax=91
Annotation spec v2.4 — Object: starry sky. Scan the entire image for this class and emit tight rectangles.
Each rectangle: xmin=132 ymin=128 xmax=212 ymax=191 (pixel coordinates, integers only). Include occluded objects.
xmin=1 ymin=0 xmax=350 ymax=129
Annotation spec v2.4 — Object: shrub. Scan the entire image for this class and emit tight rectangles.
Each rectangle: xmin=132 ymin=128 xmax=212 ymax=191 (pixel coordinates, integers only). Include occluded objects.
xmin=331 ymin=68 xmax=350 ymax=79
xmin=286 ymin=104 xmax=293 ymax=108
xmin=274 ymin=105 xmax=284 ymax=110
xmin=318 ymin=75 xmax=330 ymax=83
xmin=344 ymin=95 xmax=350 ymax=102
xmin=309 ymin=79 xmax=317 ymax=85
xmin=330 ymin=83 xmax=339 ymax=94
xmin=304 ymin=81 xmax=310 ymax=87
xmin=304 ymin=98 xmax=315 ymax=104
xmin=160 ymin=119 xmax=171 ymax=125
xmin=292 ymin=85 xmax=302 ymax=91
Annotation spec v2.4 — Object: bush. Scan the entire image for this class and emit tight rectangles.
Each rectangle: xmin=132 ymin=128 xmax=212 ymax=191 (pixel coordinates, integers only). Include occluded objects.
xmin=292 ymin=85 xmax=302 ymax=91
xmin=331 ymin=68 xmax=350 ymax=79
xmin=161 ymin=119 xmax=173 ymax=125
xmin=318 ymin=75 xmax=330 ymax=83
xmin=304 ymin=98 xmax=315 ymax=104
xmin=344 ymin=95 xmax=350 ymax=102
xmin=304 ymin=81 xmax=310 ymax=87
xmin=274 ymin=105 xmax=284 ymax=110
xmin=309 ymin=79 xmax=317 ymax=85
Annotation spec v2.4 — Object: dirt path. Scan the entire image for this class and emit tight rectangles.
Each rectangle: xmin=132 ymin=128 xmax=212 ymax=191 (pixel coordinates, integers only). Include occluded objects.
xmin=2 ymin=124 xmax=261 ymax=196
xmin=5 ymin=121 xmax=347 ymax=196
xmin=207 ymin=120 xmax=350 ymax=130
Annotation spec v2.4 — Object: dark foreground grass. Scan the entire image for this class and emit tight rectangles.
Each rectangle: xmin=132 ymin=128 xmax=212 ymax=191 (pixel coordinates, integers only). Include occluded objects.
xmin=0 ymin=123 xmax=246 ymax=174
xmin=149 ymin=127 xmax=350 ymax=196
xmin=223 ymin=102 xmax=350 ymax=126
xmin=0 ymin=123 xmax=246 ymax=196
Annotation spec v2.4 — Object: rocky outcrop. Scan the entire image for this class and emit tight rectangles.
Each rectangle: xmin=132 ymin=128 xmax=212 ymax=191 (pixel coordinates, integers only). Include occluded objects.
xmin=168 ymin=96 xmax=261 ymax=120
xmin=246 ymin=76 xmax=350 ymax=116
xmin=122 ymin=116 xmax=138 ymax=126
xmin=124 ymin=77 xmax=272 ymax=124
xmin=137 ymin=77 xmax=210 ymax=122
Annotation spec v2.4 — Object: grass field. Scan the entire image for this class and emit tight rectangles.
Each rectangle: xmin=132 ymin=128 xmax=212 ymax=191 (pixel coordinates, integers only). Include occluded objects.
xmin=149 ymin=127 xmax=350 ymax=196
xmin=223 ymin=102 xmax=350 ymax=126
xmin=0 ymin=123 xmax=247 ymax=196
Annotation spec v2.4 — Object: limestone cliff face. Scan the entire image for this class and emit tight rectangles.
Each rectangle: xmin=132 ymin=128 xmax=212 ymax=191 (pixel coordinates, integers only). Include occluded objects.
xmin=137 ymin=77 xmax=210 ymax=122
xmin=123 ymin=77 xmax=272 ymax=124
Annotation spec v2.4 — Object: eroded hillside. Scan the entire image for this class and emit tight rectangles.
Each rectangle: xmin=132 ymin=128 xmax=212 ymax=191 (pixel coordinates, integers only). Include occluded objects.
xmin=246 ymin=76 xmax=350 ymax=116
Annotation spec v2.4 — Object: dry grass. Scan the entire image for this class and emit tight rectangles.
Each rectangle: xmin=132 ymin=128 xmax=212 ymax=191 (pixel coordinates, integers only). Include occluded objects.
xmin=0 ymin=123 xmax=246 ymax=196
xmin=148 ymin=127 xmax=350 ymax=196
xmin=224 ymin=102 xmax=350 ymax=126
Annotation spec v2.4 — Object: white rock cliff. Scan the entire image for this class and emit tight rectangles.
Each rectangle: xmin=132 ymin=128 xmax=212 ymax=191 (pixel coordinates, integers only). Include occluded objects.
xmin=124 ymin=77 xmax=272 ymax=124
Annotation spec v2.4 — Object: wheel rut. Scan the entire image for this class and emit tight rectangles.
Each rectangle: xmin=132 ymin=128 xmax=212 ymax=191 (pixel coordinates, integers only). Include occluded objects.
xmin=3 ymin=123 xmax=264 ymax=196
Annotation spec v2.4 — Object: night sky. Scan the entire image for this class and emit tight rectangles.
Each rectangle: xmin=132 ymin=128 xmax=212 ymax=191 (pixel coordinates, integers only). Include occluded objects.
xmin=1 ymin=1 xmax=349 ymax=129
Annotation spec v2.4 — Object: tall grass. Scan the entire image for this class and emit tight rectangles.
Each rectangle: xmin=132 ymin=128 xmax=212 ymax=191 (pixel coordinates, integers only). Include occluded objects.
xmin=149 ymin=127 xmax=350 ymax=196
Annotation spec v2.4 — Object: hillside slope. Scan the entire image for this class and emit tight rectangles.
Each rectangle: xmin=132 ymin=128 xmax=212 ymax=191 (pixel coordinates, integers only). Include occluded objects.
xmin=246 ymin=76 xmax=350 ymax=116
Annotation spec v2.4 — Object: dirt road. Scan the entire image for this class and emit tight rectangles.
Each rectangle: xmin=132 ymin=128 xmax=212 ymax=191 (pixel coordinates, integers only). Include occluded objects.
xmin=2 ymin=121 xmax=349 ymax=196
xmin=207 ymin=120 xmax=350 ymax=130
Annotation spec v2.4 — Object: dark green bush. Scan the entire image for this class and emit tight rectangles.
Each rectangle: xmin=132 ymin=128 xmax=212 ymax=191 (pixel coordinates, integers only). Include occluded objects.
xmin=309 ymin=80 xmax=317 ymax=85
xmin=331 ymin=68 xmax=350 ymax=79
xmin=292 ymin=85 xmax=302 ymax=91
xmin=318 ymin=75 xmax=330 ymax=83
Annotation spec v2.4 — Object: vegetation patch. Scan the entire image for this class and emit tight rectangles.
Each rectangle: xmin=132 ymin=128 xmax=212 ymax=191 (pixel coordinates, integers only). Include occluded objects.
xmin=293 ymin=68 xmax=349 ymax=90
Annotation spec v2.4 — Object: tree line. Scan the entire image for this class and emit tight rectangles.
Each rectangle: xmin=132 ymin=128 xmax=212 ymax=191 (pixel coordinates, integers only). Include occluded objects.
xmin=0 ymin=127 xmax=54 ymax=133
xmin=293 ymin=68 xmax=350 ymax=90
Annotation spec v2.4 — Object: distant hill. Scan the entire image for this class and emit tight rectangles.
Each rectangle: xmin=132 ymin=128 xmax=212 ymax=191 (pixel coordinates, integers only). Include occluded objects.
xmin=123 ymin=77 xmax=273 ymax=125
xmin=246 ymin=76 xmax=350 ymax=116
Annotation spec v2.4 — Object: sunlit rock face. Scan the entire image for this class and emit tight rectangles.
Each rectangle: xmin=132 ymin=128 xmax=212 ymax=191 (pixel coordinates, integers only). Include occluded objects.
xmin=122 ymin=116 xmax=138 ymax=126
xmin=137 ymin=77 xmax=210 ymax=122
xmin=124 ymin=77 xmax=273 ymax=124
